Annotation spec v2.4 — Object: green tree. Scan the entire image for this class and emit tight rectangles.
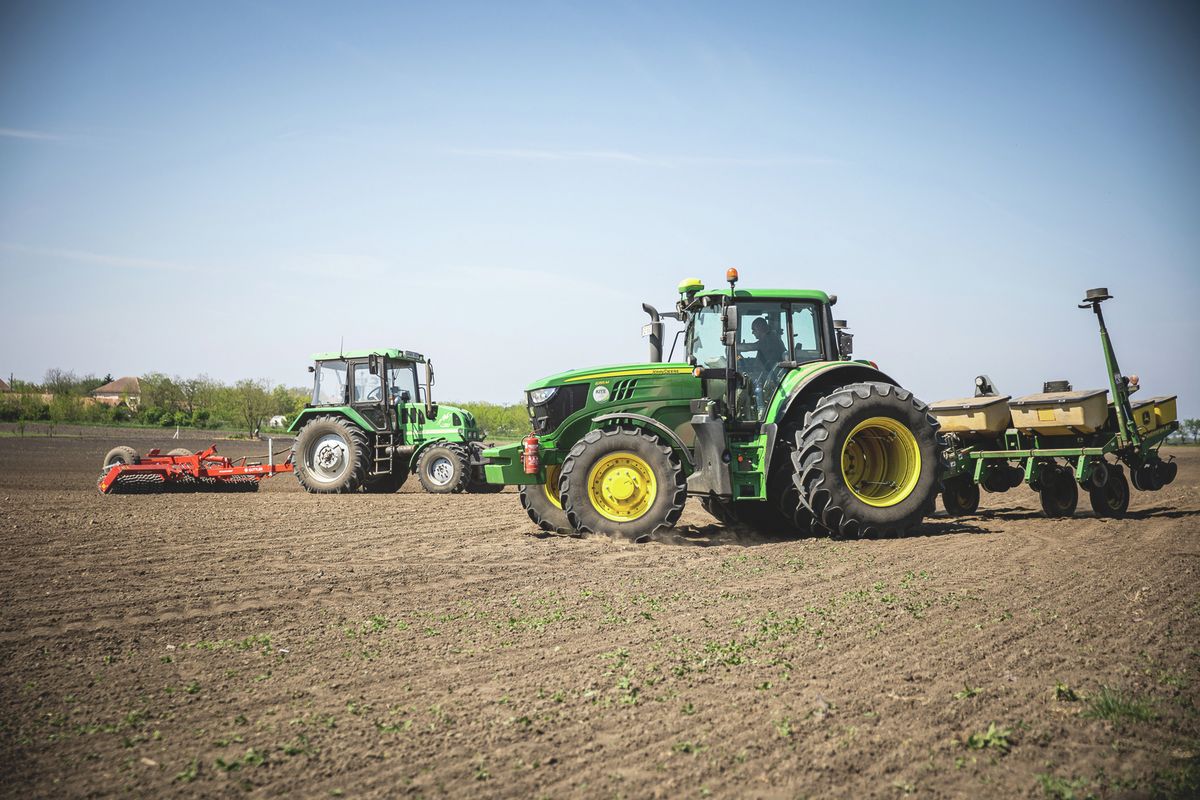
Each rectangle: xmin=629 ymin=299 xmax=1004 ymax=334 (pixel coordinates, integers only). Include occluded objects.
xmin=177 ymin=375 xmax=218 ymax=417
xmin=271 ymin=384 xmax=307 ymax=425
xmin=233 ymin=379 xmax=273 ymax=437
xmin=141 ymin=373 xmax=184 ymax=414
xmin=1183 ymin=418 xmax=1200 ymax=444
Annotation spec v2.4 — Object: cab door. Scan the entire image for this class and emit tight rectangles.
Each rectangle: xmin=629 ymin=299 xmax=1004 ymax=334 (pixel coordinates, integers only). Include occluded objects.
xmin=349 ymin=359 xmax=389 ymax=431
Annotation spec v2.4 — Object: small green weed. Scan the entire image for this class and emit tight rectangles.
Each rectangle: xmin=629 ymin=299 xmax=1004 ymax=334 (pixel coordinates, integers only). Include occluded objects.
xmin=965 ymin=723 xmax=1012 ymax=753
xmin=1083 ymin=686 xmax=1155 ymax=722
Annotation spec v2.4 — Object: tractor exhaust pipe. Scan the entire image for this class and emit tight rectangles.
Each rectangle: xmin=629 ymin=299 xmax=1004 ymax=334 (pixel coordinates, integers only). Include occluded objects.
xmin=642 ymin=303 xmax=664 ymax=363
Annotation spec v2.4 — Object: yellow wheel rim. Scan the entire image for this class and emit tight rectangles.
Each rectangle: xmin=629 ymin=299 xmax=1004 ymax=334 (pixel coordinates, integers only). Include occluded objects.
xmin=586 ymin=452 xmax=657 ymax=522
xmin=840 ymin=416 xmax=921 ymax=508
xmin=543 ymin=464 xmax=563 ymax=510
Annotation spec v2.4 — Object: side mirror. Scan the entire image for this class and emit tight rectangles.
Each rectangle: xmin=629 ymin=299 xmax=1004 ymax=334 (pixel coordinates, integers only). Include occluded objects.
xmin=424 ymin=361 xmax=435 ymax=417
xmin=368 ymin=354 xmax=379 ymax=374
xmin=721 ymin=304 xmax=739 ymax=347
xmin=307 ymin=365 xmax=315 ymax=373
xmin=837 ymin=330 xmax=854 ymax=359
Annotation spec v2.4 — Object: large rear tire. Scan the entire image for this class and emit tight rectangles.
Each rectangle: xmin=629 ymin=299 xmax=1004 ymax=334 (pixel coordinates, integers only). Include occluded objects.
xmin=791 ymin=382 xmax=940 ymax=538
xmin=293 ymin=416 xmax=370 ymax=493
xmin=416 ymin=443 xmax=471 ymax=494
xmin=560 ymin=427 xmax=686 ymax=540
xmin=520 ymin=463 xmax=574 ymax=534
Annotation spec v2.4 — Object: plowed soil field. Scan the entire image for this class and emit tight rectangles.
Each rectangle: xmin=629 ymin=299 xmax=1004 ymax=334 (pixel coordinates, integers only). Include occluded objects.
xmin=1 ymin=431 xmax=1197 ymax=799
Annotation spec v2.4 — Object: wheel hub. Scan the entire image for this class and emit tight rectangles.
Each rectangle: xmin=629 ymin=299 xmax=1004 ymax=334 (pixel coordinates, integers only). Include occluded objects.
xmin=840 ymin=416 xmax=921 ymax=508
xmin=587 ymin=453 xmax=657 ymax=522
xmin=308 ymin=434 xmax=349 ymax=481
xmin=429 ymin=456 xmax=454 ymax=485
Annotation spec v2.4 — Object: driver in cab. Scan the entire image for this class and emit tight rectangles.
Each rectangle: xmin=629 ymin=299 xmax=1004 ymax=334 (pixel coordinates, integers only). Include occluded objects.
xmin=738 ymin=316 xmax=786 ymax=374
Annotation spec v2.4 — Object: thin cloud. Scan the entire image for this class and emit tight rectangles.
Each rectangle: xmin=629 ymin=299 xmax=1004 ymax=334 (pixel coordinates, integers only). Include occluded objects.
xmin=0 ymin=127 xmax=67 ymax=142
xmin=445 ymin=147 xmax=669 ymax=166
xmin=0 ymin=243 xmax=195 ymax=272
xmin=444 ymin=147 xmax=846 ymax=169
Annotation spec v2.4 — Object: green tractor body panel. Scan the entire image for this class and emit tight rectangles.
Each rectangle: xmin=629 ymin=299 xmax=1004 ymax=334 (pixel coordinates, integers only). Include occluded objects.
xmin=310 ymin=348 xmax=426 ymax=363
xmin=288 ymin=405 xmax=376 ymax=434
xmin=485 ymin=361 xmax=705 ymax=486
xmin=694 ymin=288 xmax=830 ymax=303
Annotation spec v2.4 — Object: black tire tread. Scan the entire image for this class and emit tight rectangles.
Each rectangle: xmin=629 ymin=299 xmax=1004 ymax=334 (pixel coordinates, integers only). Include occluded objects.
xmin=293 ymin=415 xmax=370 ymax=494
xmin=560 ymin=426 xmax=686 ymax=540
xmin=416 ymin=442 xmax=471 ymax=494
xmin=791 ymin=381 xmax=940 ymax=538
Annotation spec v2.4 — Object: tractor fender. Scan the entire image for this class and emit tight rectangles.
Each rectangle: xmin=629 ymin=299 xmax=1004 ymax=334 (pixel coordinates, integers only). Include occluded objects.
xmin=765 ymin=362 xmax=899 ymax=468
xmin=288 ymin=406 xmax=376 ymax=435
xmin=591 ymin=413 xmax=695 ymax=471
xmin=408 ymin=438 xmax=449 ymax=472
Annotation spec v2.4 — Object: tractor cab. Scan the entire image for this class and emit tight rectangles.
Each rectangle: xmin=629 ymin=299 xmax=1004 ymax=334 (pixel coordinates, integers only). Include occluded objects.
xmin=307 ymin=348 xmax=433 ymax=433
xmin=676 ymin=271 xmax=843 ymax=422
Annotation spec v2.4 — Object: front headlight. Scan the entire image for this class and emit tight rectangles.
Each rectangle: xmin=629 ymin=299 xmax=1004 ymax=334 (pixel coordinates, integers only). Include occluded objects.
xmin=529 ymin=387 xmax=558 ymax=405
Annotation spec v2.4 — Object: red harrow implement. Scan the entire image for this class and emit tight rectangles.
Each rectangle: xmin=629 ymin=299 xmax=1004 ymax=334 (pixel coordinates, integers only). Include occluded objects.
xmin=98 ymin=442 xmax=293 ymax=494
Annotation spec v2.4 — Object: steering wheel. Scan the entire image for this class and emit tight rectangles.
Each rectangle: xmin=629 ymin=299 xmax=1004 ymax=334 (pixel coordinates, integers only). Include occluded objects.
xmin=365 ymin=386 xmax=382 ymax=401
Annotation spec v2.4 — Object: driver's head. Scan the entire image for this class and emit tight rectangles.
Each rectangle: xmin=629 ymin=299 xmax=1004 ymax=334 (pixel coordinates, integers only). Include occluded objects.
xmin=752 ymin=317 xmax=769 ymax=339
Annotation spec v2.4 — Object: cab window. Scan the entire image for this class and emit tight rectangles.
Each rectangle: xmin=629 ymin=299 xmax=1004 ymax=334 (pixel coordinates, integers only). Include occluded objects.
xmin=314 ymin=360 xmax=348 ymax=405
xmin=352 ymin=363 xmax=383 ymax=403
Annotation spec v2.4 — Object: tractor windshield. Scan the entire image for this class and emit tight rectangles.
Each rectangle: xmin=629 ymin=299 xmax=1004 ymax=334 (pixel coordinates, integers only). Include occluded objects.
xmin=313 ymin=360 xmax=348 ymax=405
xmin=387 ymin=363 xmax=418 ymax=403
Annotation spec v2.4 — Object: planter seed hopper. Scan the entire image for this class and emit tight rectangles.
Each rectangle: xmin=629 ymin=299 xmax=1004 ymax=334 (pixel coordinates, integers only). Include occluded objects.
xmin=936 ymin=288 xmax=1179 ymax=518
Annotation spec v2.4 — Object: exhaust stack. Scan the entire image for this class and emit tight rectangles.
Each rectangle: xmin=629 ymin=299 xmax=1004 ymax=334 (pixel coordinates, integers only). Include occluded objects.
xmin=642 ymin=303 xmax=664 ymax=363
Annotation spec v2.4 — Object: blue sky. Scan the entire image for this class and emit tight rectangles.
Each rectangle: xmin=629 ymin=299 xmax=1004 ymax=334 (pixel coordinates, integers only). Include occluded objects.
xmin=1 ymin=1 xmax=1197 ymax=413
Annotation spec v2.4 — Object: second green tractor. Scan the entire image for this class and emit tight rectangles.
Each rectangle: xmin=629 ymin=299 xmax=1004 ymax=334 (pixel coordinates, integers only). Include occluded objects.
xmin=288 ymin=349 xmax=500 ymax=495
xmin=484 ymin=270 xmax=942 ymax=539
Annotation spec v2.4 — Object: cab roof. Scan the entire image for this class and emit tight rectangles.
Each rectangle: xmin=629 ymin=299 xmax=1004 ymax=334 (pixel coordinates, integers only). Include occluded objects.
xmin=692 ymin=288 xmax=830 ymax=303
xmin=312 ymin=348 xmax=425 ymax=363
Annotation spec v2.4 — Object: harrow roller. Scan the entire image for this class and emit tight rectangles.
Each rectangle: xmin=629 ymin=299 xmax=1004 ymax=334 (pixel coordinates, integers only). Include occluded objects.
xmin=98 ymin=443 xmax=293 ymax=495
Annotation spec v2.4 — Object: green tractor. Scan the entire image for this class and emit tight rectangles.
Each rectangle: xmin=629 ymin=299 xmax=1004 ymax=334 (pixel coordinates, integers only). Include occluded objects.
xmin=483 ymin=270 xmax=941 ymax=539
xmin=288 ymin=349 xmax=499 ymax=494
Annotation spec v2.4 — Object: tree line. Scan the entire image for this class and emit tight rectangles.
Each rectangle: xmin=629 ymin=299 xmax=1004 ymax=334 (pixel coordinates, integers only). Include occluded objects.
xmin=0 ymin=368 xmax=531 ymax=440
xmin=1 ymin=369 xmax=307 ymax=436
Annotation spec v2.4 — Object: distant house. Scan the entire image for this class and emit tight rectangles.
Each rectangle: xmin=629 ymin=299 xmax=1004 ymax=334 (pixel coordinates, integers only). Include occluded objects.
xmin=268 ymin=414 xmax=289 ymax=428
xmin=0 ymin=377 xmax=10 ymax=392
xmin=92 ymin=376 xmax=141 ymax=408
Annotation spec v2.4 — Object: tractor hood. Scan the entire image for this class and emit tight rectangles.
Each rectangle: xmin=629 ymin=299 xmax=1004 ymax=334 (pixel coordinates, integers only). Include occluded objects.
xmin=525 ymin=362 xmax=694 ymax=391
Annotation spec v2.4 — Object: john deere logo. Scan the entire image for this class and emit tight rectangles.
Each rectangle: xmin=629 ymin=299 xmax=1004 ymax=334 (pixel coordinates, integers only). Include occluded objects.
xmin=592 ymin=385 xmax=611 ymax=403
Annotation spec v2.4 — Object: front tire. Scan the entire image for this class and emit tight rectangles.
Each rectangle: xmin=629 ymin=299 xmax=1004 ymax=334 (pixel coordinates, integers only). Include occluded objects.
xmin=560 ymin=427 xmax=686 ymax=540
xmin=293 ymin=416 xmax=370 ymax=493
xmin=792 ymin=382 xmax=940 ymax=538
xmin=416 ymin=443 xmax=470 ymax=494
xmin=520 ymin=463 xmax=574 ymax=534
